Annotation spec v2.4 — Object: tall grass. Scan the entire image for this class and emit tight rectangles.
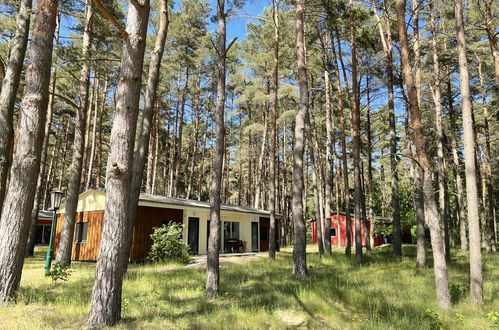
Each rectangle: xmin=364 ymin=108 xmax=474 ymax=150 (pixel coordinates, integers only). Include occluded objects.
xmin=0 ymin=245 xmax=497 ymax=329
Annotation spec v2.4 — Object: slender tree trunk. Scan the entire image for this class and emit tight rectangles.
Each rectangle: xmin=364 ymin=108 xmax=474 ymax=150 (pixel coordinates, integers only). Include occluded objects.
xmin=291 ymin=0 xmax=308 ymax=278
xmin=254 ymin=111 xmax=268 ymax=209
xmin=55 ymin=0 xmax=94 ymax=265
xmin=206 ymin=0 xmax=227 ymax=298
xmin=396 ymin=0 xmax=450 ymax=309
xmin=349 ymin=0 xmax=362 ymax=264
xmin=0 ymin=0 xmax=58 ymax=302
xmin=430 ymin=5 xmax=450 ymax=261
xmin=374 ymin=6 xmax=402 ymax=257
xmin=0 ymin=0 xmax=32 ymax=211
xmin=268 ymin=0 xmax=280 ymax=261
xmin=173 ymin=70 xmax=189 ymax=197
xmin=311 ymin=148 xmax=324 ymax=258
xmin=96 ymin=79 xmax=107 ymax=188
xmin=186 ymin=76 xmax=200 ymax=199
xmin=454 ymin=0 xmax=483 ymax=304
xmin=128 ymin=0 xmax=168 ymax=263
xmin=330 ymin=33 xmax=351 ymax=257
xmin=25 ymin=16 xmax=61 ymax=256
xmin=475 ymin=54 xmax=496 ymax=252
xmin=145 ymin=106 xmax=157 ymax=193
xmin=87 ymin=1 xmax=150 ymax=326
xmin=86 ymin=77 xmax=101 ymax=189
xmin=446 ymin=63 xmax=467 ymax=251
xmin=318 ymin=29 xmax=332 ymax=255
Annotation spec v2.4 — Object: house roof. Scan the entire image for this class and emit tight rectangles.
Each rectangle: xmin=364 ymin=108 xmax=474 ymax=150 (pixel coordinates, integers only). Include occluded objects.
xmin=138 ymin=193 xmax=273 ymax=216
xmin=59 ymin=188 xmax=273 ymax=217
xmin=38 ymin=210 xmax=54 ymax=219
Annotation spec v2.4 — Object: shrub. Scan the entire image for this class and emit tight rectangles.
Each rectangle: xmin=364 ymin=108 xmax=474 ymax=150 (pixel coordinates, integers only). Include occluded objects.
xmin=49 ymin=263 xmax=72 ymax=283
xmin=147 ymin=222 xmax=190 ymax=263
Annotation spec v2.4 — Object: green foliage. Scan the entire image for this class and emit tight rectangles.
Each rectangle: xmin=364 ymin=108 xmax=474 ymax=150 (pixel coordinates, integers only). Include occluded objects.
xmin=48 ymin=263 xmax=72 ymax=283
xmin=424 ymin=309 xmax=443 ymax=330
xmin=486 ymin=311 xmax=499 ymax=327
xmin=147 ymin=222 xmax=190 ymax=264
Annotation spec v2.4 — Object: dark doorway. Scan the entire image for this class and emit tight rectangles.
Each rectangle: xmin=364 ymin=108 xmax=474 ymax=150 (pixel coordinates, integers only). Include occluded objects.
xmin=188 ymin=217 xmax=199 ymax=255
xmin=260 ymin=218 xmax=269 ymax=252
xmin=251 ymin=222 xmax=259 ymax=252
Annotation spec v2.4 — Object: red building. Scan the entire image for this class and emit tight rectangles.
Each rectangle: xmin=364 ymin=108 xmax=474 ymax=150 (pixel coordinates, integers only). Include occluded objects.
xmin=310 ymin=212 xmax=384 ymax=247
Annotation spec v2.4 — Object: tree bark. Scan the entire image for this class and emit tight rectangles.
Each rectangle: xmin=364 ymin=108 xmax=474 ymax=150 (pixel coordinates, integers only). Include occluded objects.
xmin=0 ymin=0 xmax=58 ymax=302
xmin=454 ymin=0 xmax=483 ymax=304
xmin=430 ymin=4 xmax=450 ymax=261
xmin=475 ymin=55 xmax=497 ymax=252
xmin=292 ymin=0 xmax=308 ymax=278
xmin=56 ymin=0 xmax=94 ymax=266
xmin=330 ymin=32 xmax=351 ymax=257
xmin=172 ymin=70 xmax=189 ymax=197
xmin=206 ymin=0 xmax=227 ymax=298
xmin=349 ymin=0 xmax=362 ymax=264
xmin=254 ymin=110 xmax=268 ymax=209
xmin=268 ymin=0 xmax=280 ymax=261
xmin=87 ymin=0 xmax=150 ymax=326
xmin=0 ymin=0 xmax=32 ymax=211
xmin=25 ymin=15 xmax=61 ymax=257
xmin=318 ymin=28 xmax=332 ymax=256
xmin=396 ymin=0 xmax=450 ymax=309
xmin=129 ymin=0 xmax=168 ymax=244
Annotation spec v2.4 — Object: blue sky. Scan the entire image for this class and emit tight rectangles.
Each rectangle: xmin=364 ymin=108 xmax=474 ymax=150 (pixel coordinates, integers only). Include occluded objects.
xmin=207 ymin=0 xmax=270 ymax=41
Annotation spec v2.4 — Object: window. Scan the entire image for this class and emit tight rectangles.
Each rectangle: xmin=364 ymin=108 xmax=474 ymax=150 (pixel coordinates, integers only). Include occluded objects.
xmin=223 ymin=221 xmax=240 ymax=252
xmin=331 ymin=227 xmax=337 ymax=238
xmin=75 ymin=222 xmax=88 ymax=243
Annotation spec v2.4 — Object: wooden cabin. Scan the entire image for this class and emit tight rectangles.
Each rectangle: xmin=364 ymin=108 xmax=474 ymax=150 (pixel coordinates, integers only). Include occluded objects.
xmin=309 ymin=212 xmax=386 ymax=247
xmin=53 ymin=189 xmax=279 ymax=262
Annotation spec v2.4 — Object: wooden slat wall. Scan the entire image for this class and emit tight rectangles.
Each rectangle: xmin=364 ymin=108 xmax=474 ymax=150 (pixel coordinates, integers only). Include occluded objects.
xmin=52 ymin=211 xmax=104 ymax=261
xmin=53 ymin=207 xmax=183 ymax=262
xmin=130 ymin=206 xmax=183 ymax=261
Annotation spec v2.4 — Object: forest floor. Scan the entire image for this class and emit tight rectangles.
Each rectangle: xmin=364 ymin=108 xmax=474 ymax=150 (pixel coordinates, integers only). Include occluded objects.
xmin=1 ymin=245 xmax=498 ymax=329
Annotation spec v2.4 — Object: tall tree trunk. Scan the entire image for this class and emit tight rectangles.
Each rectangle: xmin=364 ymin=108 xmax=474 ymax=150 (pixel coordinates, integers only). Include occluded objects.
xmin=318 ymin=28 xmax=332 ymax=256
xmin=475 ymin=55 xmax=497 ymax=251
xmin=186 ymin=76 xmax=200 ymax=199
xmin=129 ymin=0 xmax=168 ymax=259
xmin=292 ymin=0 xmax=308 ymax=278
xmin=87 ymin=1 xmax=150 ymax=326
xmin=254 ymin=111 xmax=268 ymax=209
xmin=57 ymin=117 xmax=70 ymax=189
xmin=25 ymin=15 xmax=61 ymax=257
xmin=55 ymin=0 xmax=94 ymax=266
xmin=96 ymin=79 xmax=108 ymax=188
xmin=430 ymin=5 xmax=450 ymax=261
xmin=206 ymin=0 xmax=227 ymax=298
xmin=86 ymin=77 xmax=102 ymax=189
xmin=395 ymin=0 xmax=450 ymax=309
xmin=330 ymin=32 xmax=351 ymax=257
xmin=374 ymin=5 xmax=402 ymax=257
xmin=349 ymin=0 xmax=362 ymax=264
xmin=268 ymin=0 xmax=280 ymax=261
xmin=0 ymin=0 xmax=32 ymax=211
xmin=0 ymin=0 xmax=58 ymax=302
xmin=454 ymin=0 xmax=483 ymax=304
xmin=446 ymin=62 xmax=467 ymax=251
xmin=173 ymin=70 xmax=189 ymax=197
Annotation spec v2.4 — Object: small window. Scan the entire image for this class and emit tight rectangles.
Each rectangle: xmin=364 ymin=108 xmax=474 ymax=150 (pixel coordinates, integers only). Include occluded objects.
xmin=75 ymin=222 xmax=88 ymax=243
xmin=331 ymin=228 xmax=337 ymax=238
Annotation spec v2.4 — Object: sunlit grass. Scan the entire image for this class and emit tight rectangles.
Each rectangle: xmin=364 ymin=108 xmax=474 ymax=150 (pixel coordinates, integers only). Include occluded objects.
xmin=0 ymin=245 xmax=497 ymax=329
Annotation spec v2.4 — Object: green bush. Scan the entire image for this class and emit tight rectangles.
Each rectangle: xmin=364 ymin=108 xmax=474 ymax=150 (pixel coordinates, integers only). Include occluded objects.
xmin=147 ymin=222 xmax=190 ymax=264
xmin=49 ymin=263 xmax=72 ymax=283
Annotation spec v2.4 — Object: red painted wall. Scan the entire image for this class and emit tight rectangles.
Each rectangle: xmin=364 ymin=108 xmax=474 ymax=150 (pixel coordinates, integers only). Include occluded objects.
xmin=311 ymin=213 xmax=381 ymax=247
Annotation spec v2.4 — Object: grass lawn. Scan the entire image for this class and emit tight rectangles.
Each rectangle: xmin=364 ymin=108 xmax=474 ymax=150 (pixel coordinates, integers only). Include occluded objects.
xmin=1 ymin=245 xmax=498 ymax=329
